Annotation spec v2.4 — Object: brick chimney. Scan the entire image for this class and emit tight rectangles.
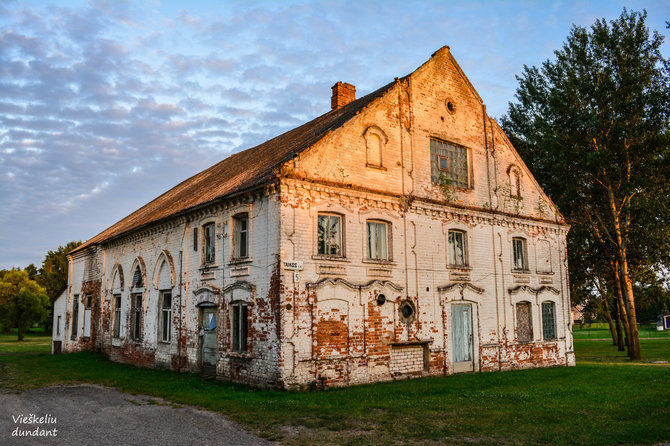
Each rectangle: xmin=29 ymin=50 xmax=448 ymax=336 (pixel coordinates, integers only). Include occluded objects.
xmin=331 ymin=81 xmax=356 ymax=110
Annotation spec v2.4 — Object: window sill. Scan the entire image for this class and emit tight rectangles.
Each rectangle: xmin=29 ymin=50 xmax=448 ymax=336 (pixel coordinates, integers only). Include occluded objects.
xmin=512 ymin=269 xmax=530 ymax=274
xmin=447 ymin=264 xmax=471 ymax=271
xmin=362 ymin=259 xmax=395 ymax=266
xmin=228 ymin=352 xmax=252 ymax=359
xmin=312 ymin=255 xmax=349 ymax=262
xmin=199 ymin=264 xmax=217 ymax=271
xmin=228 ymin=257 xmax=252 ymax=266
xmin=366 ymin=163 xmax=387 ymax=171
xmin=536 ymin=270 xmax=554 ymax=276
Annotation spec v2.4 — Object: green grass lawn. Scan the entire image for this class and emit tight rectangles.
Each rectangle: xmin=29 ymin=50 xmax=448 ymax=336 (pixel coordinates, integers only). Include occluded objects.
xmin=573 ymin=323 xmax=670 ymax=339
xmin=1 ymin=333 xmax=669 ymax=445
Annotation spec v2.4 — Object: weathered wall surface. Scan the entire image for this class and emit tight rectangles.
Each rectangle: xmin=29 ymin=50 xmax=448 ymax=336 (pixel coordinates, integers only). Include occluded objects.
xmin=277 ymin=47 xmax=572 ymax=388
xmin=61 ymin=191 xmax=282 ymax=387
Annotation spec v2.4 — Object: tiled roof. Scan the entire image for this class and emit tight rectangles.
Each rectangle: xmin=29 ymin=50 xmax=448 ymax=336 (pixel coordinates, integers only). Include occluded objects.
xmin=72 ymin=79 xmax=399 ymax=254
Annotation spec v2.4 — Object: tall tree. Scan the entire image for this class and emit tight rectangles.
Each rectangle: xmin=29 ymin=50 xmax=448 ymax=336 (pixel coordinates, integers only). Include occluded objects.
xmin=37 ymin=240 xmax=81 ymax=302
xmin=503 ymin=9 xmax=670 ymax=359
xmin=0 ymin=269 xmax=50 ymax=340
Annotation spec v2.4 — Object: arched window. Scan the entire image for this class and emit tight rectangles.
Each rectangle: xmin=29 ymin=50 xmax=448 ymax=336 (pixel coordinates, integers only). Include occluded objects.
xmin=364 ymin=126 xmax=387 ymax=168
xmin=542 ymin=301 xmax=556 ymax=340
xmin=508 ymin=166 xmax=521 ymax=198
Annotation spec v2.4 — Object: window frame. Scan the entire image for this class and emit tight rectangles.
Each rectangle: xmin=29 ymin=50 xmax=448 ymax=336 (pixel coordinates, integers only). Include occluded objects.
xmin=542 ymin=301 xmax=557 ymax=340
xmin=366 ymin=220 xmax=390 ymax=261
xmin=516 ymin=301 xmax=533 ymax=343
xmin=430 ymin=138 xmax=472 ymax=189
xmin=131 ymin=293 xmax=143 ymax=342
xmin=316 ymin=213 xmax=344 ymax=257
xmin=232 ymin=213 xmax=250 ymax=260
xmin=447 ymin=229 xmax=468 ymax=267
xmin=202 ymin=222 xmax=216 ymax=264
xmin=512 ymin=237 xmax=529 ymax=271
xmin=508 ymin=166 xmax=521 ymax=199
xmin=113 ymin=294 xmax=121 ymax=338
xmin=71 ymin=294 xmax=79 ymax=339
xmin=231 ymin=301 xmax=248 ymax=353
xmin=160 ymin=291 xmax=172 ymax=343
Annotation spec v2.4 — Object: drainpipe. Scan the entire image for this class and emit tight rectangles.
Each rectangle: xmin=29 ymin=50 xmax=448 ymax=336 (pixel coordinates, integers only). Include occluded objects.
xmin=483 ymin=106 xmax=502 ymax=371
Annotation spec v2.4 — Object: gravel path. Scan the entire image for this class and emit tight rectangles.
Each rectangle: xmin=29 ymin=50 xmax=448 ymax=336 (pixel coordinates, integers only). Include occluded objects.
xmin=0 ymin=384 xmax=272 ymax=446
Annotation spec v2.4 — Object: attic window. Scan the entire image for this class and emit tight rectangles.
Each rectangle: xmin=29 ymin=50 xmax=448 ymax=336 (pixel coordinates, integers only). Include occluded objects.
xmin=363 ymin=126 xmax=387 ymax=168
xmin=508 ymin=166 xmax=521 ymax=198
xmin=430 ymin=138 xmax=471 ymax=189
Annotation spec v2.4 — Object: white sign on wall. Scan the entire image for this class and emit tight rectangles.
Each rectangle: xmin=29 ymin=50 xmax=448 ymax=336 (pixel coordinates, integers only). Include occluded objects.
xmin=283 ymin=260 xmax=303 ymax=271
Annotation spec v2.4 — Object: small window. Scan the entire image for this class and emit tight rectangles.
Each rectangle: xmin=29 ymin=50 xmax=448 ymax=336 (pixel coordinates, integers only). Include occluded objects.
xmin=516 ymin=301 xmax=532 ymax=342
xmin=364 ymin=126 xmax=386 ymax=167
xmin=57 ymin=316 xmax=61 ymax=336
xmin=430 ymin=138 xmax=470 ymax=188
xmin=231 ymin=302 xmax=248 ymax=352
xmin=71 ymin=294 xmax=79 ymax=339
xmin=160 ymin=291 xmax=172 ymax=343
xmin=512 ymin=237 xmax=528 ymax=271
xmin=132 ymin=265 xmax=143 ymax=289
xmin=233 ymin=213 xmax=249 ymax=259
xmin=509 ymin=166 xmax=521 ymax=198
xmin=203 ymin=222 xmax=216 ymax=264
xmin=193 ymin=227 xmax=198 ymax=252
xmin=366 ymin=221 xmax=389 ymax=260
xmin=132 ymin=293 xmax=143 ymax=341
xmin=542 ymin=301 xmax=556 ymax=340
xmin=113 ymin=294 xmax=121 ymax=338
xmin=448 ymin=230 xmax=467 ymax=266
xmin=317 ymin=214 xmax=343 ymax=256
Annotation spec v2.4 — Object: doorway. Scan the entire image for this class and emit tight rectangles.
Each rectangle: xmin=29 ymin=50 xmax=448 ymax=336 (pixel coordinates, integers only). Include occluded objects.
xmin=200 ymin=305 xmax=217 ymax=375
xmin=452 ymin=303 xmax=474 ymax=373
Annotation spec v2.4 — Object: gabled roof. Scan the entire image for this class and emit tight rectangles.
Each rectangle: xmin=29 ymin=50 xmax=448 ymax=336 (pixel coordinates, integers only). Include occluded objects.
xmin=72 ymin=78 xmax=401 ymax=254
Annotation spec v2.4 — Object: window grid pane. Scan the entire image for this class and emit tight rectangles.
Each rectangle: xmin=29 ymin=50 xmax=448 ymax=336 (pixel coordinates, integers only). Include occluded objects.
xmin=542 ymin=302 xmax=556 ymax=340
xmin=430 ymin=139 xmax=469 ymax=188
xmin=513 ymin=238 xmax=526 ymax=270
xmin=317 ymin=215 xmax=342 ymax=256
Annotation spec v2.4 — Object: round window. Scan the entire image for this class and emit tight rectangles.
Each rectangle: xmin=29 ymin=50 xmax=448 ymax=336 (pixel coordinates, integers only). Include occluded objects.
xmin=376 ymin=294 xmax=386 ymax=306
xmin=399 ymin=300 xmax=416 ymax=323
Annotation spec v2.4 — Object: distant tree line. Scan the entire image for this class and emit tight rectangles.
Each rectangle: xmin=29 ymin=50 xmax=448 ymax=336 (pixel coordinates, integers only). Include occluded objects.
xmin=503 ymin=9 xmax=670 ymax=359
xmin=0 ymin=241 xmax=80 ymax=340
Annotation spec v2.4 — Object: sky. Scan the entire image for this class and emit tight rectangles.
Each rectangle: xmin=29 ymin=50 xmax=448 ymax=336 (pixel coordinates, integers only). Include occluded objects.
xmin=1 ymin=0 xmax=669 ymax=269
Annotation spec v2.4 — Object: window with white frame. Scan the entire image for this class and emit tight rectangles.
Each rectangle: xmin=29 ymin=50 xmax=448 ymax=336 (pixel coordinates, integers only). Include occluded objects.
xmin=512 ymin=237 xmax=528 ymax=271
xmin=233 ymin=213 xmax=249 ymax=259
xmin=71 ymin=294 xmax=79 ymax=339
xmin=430 ymin=138 xmax=471 ymax=188
xmin=113 ymin=294 xmax=121 ymax=338
xmin=366 ymin=220 xmax=389 ymax=260
xmin=542 ymin=301 xmax=556 ymax=340
xmin=317 ymin=214 xmax=343 ymax=256
xmin=160 ymin=291 xmax=172 ymax=342
xmin=231 ymin=302 xmax=248 ymax=352
xmin=448 ymin=230 xmax=468 ymax=266
xmin=57 ymin=316 xmax=61 ymax=336
xmin=203 ymin=222 xmax=216 ymax=264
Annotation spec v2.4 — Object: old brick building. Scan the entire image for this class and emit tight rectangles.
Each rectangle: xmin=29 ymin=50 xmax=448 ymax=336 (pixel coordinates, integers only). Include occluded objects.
xmin=54 ymin=47 xmax=574 ymax=388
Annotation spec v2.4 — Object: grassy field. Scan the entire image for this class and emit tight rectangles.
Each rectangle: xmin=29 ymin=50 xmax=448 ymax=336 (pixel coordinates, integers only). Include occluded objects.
xmin=1 ymin=332 xmax=669 ymax=445
xmin=573 ymin=323 xmax=670 ymax=339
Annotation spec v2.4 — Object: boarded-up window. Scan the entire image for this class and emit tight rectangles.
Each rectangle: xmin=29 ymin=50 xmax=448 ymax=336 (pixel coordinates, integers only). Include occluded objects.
xmin=516 ymin=301 xmax=532 ymax=342
xmin=537 ymin=240 xmax=552 ymax=273
xmin=542 ymin=301 xmax=556 ymax=340
xmin=430 ymin=138 xmax=470 ymax=188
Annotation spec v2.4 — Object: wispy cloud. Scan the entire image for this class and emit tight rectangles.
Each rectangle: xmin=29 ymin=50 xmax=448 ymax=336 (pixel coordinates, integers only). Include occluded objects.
xmin=1 ymin=0 xmax=668 ymax=268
